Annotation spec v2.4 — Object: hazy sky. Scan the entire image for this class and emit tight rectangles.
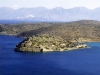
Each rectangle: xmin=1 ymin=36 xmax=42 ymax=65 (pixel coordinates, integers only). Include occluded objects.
xmin=0 ymin=0 xmax=100 ymax=9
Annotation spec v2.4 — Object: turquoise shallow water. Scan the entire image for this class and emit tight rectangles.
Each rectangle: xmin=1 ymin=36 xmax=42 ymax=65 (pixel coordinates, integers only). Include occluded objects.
xmin=0 ymin=35 xmax=100 ymax=75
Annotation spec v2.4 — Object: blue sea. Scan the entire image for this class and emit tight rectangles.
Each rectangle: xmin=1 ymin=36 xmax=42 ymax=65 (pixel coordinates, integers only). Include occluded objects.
xmin=0 ymin=35 xmax=100 ymax=75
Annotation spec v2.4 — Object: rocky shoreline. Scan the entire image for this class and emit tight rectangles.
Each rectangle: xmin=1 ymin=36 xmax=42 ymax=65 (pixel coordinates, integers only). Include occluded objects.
xmin=14 ymin=35 xmax=88 ymax=52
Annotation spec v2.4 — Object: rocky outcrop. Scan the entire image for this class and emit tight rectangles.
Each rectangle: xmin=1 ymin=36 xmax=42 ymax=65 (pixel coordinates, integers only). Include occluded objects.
xmin=14 ymin=35 xmax=88 ymax=52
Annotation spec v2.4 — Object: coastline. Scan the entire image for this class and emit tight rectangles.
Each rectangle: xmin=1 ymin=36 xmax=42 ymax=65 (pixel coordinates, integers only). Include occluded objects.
xmin=14 ymin=35 xmax=89 ymax=52
xmin=0 ymin=34 xmax=99 ymax=53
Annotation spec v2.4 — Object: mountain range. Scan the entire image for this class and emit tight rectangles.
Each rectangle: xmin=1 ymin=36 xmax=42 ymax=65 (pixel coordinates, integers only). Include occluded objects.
xmin=0 ymin=7 xmax=100 ymax=21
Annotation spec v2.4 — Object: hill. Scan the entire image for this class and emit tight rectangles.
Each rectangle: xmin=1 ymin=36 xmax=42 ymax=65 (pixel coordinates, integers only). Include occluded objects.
xmin=0 ymin=20 xmax=100 ymax=42
xmin=0 ymin=22 xmax=53 ymax=35
xmin=17 ymin=20 xmax=100 ymax=42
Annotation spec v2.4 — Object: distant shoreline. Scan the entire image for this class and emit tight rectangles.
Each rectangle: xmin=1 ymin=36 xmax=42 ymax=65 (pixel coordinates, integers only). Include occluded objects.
xmin=0 ymin=20 xmax=100 ymax=43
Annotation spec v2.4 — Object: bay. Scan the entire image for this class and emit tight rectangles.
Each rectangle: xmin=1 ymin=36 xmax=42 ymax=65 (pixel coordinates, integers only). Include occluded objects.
xmin=0 ymin=35 xmax=100 ymax=75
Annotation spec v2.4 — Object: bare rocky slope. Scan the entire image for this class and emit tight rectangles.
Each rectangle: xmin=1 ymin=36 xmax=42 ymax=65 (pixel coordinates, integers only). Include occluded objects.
xmin=0 ymin=20 xmax=100 ymax=42
xmin=0 ymin=22 xmax=53 ymax=35
xmin=17 ymin=20 xmax=100 ymax=42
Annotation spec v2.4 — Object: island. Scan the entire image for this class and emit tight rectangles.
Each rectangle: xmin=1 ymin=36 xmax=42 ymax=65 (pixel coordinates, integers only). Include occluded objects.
xmin=14 ymin=35 xmax=87 ymax=52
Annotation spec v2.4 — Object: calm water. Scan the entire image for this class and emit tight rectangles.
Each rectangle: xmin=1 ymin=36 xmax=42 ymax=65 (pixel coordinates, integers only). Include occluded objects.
xmin=0 ymin=35 xmax=100 ymax=75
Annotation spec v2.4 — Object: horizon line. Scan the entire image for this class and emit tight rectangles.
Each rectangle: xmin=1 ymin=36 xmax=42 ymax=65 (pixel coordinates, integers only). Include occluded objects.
xmin=0 ymin=6 xmax=100 ymax=10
